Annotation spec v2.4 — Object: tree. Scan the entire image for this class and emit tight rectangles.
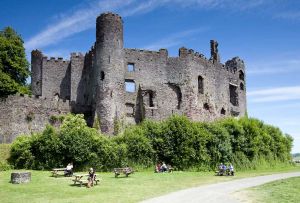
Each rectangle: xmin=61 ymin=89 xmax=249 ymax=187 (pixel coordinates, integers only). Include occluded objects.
xmin=0 ymin=27 xmax=30 ymax=97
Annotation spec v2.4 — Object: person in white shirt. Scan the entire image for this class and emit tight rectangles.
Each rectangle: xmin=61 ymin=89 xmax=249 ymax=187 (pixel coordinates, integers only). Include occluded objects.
xmin=64 ymin=162 xmax=73 ymax=176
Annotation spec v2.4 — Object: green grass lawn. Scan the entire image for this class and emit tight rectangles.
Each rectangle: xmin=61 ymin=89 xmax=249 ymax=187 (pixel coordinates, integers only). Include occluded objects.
xmin=1 ymin=165 xmax=300 ymax=203
xmin=241 ymin=176 xmax=300 ymax=203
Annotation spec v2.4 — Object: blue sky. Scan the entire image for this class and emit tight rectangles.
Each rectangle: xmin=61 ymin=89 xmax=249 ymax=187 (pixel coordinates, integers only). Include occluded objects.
xmin=1 ymin=0 xmax=299 ymax=153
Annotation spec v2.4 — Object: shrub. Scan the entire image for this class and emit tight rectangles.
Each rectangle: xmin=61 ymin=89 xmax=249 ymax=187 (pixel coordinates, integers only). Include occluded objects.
xmin=114 ymin=126 xmax=154 ymax=167
xmin=9 ymin=135 xmax=35 ymax=169
xmin=9 ymin=114 xmax=294 ymax=172
xmin=202 ymin=122 xmax=232 ymax=168
xmin=30 ymin=126 xmax=63 ymax=169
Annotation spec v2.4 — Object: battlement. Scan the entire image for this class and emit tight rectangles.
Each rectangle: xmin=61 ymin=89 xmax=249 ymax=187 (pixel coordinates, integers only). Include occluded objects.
xmin=71 ymin=52 xmax=84 ymax=58
xmin=3 ymin=93 xmax=70 ymax=106
xmin=98 ymin=12 xmax=122 ymax=19
xmin=40 ymin=55 xmax=69 ymax=63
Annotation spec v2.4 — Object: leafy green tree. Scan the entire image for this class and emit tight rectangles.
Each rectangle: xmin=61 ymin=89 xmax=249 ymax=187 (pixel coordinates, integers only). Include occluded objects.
xmin=0 ymin=27 xmax=30 ymax=96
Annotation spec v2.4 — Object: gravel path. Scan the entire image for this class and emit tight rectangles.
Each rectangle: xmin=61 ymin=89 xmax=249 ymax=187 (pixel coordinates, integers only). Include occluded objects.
xmin=141 ymin=172 xmax=300 ymax=203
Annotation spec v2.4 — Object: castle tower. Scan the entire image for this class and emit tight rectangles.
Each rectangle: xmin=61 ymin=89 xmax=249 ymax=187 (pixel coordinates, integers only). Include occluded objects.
xmin=31 ymin=50 xmax=43 ymax=96
xmin=94 ymin=13 xmax=125 ymax=134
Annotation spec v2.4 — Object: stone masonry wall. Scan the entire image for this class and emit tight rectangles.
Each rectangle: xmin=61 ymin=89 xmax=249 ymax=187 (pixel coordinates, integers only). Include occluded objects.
xmin=123 ymin=46 xmax=246 ymax=125
xmin=41 ymin=57 xmax=71 ymax=100
xmin=0 ymin=94 xmax=70 ymax=143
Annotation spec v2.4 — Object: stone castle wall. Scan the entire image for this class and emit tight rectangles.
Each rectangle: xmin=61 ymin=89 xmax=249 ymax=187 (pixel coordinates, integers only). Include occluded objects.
xmin=1 ymin=12 xmax=247 ymax=143
xmin=0 ymin=94 xmax=70 ymax=143
xmin=123 ymin=47 xmax=246 ymax=125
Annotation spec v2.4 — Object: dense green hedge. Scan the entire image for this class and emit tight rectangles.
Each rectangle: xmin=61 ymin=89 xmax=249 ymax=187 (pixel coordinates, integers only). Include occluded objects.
xmin=9 ymin=114 xmax=293 ymax=171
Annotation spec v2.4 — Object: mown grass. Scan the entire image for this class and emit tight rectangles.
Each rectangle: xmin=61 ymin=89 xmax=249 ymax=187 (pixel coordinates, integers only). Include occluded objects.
xmin=241 ymin=176 xmax=300 ymax=203
xmin=0 ymin=165 xmax=300 ymax=203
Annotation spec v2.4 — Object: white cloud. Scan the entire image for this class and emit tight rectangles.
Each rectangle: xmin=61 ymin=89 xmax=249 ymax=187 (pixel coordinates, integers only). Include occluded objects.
xmin=25 ymin=0 xmax=134 ymax=50
xmin=247 ymin=59 xmax=300 ymax=75
xmin=143 ymin=28 xmax=209 ymax=50
xmin=25 ymin=0 xmax=270 ymax=51
xmin=275 ymin=11 xmax=300 ymax=20
xmin=248 ymin=86 xmax=300 ymax=103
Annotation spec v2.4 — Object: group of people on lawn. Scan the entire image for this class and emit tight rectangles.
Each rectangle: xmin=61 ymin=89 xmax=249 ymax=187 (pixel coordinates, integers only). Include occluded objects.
xmin=63 ymin=162 xmax=96 ymax=188
xmin=217 ymin=163 xmax=234 ymax=176
xmin=155 ymin=162 xmax=172 ymax=173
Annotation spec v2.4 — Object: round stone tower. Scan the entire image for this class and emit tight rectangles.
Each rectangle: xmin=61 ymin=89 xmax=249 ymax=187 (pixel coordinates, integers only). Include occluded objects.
xmin=95 ymin=12 xmax=125 ymax=134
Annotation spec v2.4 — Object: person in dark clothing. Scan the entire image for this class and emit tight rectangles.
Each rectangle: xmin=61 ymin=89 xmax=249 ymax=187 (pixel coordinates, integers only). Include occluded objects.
xmin=87 ymin=168 xmax=96 ymax=188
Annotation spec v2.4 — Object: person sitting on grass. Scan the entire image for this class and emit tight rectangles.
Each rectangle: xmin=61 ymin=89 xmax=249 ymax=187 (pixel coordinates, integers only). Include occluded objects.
xmin=64 ymin=162 xmax=73 ymax=177
xmin=229 ymin=164 xmax=234 ymax=176
xmin=167 ymin=164 xmax=173 ymax=173
xmin=87 ymin=168 xmax=96 ymax=188
xmin=218 ymin=163 xmax=224 ymax=175
xmin=160 ymin=162 xmax=168 ymax=172
xmin=222 ymin=164 xmax=227 ymax=175
xmin=155 ymin=163 xmax=161 ymax=173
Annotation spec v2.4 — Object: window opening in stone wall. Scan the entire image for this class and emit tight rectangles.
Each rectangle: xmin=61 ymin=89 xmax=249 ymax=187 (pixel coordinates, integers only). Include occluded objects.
xmin=229 ymin=84 xmax=238 ymax=106
xmin=127 ymin=63 xmax=135 ymax=72
xmin=203 ymin=103 xmax=210 ymax=110
xmin=167 ymin=83 xmax=182 ymax=110
xmin=231 ymin=110 xmax=240 ymax=117
xmin=221 ymin=108 xmax=226 ymax=115
xmin=239 ymin=70 xmax=244 ymax=81
xmin=100 ymin=71 xmax=105 ymax=80
xmin=149 ymin=91 xmax=154 ymax=107
xmin=125 ymin=103 xmax=134 ymax=117
xmin=240 ymin=82 xmax=244 ymax=90
xmin=125 ymin=79 xmax=135 ymax=92
xmin=198 ymin=76 xmax=204 ymax=94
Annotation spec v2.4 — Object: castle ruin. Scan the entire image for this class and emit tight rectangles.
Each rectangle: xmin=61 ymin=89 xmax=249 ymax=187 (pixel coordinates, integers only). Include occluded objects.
xmin=0 ymin=12 xmax=246 ymax=142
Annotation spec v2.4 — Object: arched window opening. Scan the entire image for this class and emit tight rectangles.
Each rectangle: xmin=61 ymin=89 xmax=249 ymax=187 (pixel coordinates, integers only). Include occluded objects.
xmin=221 ymin=108 xmax=226 ymax=115
xmin=239 ymin=70 xmax=244 ymax=81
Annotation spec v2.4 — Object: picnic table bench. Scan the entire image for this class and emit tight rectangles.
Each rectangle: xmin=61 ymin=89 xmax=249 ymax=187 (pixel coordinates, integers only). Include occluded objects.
xmin=51 ymin=168 xmax=66 ymax=177
xmin=72 ymin=174 xmax=100 ymax=187
xmin=114 ymin=167 xmax=134 ymax=178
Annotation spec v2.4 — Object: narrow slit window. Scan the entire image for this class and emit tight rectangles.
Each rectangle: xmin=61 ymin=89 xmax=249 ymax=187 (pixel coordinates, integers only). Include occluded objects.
xmin=100 ymin=71 xmax=105 ymax=80
xmin=198 ymin=76 xmax=204 ymax=94
xmin=229 ymin=84 xmax=239 ymax=106
xmin=239 ymin=70 xmax=245 ymax=81
xmin=149 ymin=91 xmax=154 ymax=107
xmin=240 ymin=82 xmax=244 ymax=90
xmin=127 ymin=63 xmax=135 ymax=72
xmin=125 ymin=79 xmax=136 ymax=92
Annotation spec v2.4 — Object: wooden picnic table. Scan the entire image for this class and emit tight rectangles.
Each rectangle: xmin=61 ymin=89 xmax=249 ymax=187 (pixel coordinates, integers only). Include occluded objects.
xmin=72 ymin=174 xmax=100 ymax=187
xmin=51 ymin=168 xmax=66 ymax=177
xmin=114 ymin=167 xmax=134 ymax=178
